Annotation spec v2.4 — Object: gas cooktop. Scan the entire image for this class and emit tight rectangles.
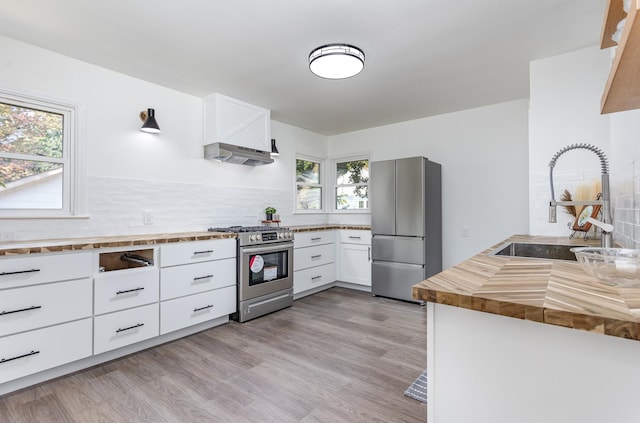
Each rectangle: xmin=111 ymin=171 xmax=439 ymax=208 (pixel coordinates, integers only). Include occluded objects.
xmin=208 ymin=225 xmax=288 ymax=233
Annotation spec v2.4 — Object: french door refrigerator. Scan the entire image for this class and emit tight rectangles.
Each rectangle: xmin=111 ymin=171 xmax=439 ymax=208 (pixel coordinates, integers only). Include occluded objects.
xmin=371 ymin=156 xmax=442 ymax=302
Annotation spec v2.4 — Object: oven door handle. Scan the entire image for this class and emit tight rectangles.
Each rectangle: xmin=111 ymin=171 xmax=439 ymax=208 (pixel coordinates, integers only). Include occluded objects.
xmin=241 ymin=243 xmax=293 ymax=254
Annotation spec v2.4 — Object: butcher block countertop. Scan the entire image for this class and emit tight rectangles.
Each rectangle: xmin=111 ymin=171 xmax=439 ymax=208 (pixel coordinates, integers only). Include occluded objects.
xmin=0 ymin=231 xmax=236 ymax=256
xmin=0 ymin=225 xmax=371 ymax=256
xmin=412 ymin=235 xmax=640 ymax=341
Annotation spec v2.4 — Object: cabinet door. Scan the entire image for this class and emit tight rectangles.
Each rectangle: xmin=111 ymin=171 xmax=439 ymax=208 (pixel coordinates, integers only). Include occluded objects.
xmin=161 ymin=239 xmax=236 ymax=267
xmin=0 ymin=252 xmax=92 ymax=289
xmin=339 ymin=244 xmax=372 ymax=286
xmin=160 ymin=258 xmax=235 ymax=301
xmin=294 ymin=243 xmax=335 ymax=271
xmin=94 ymin=268 xmax=159 ymax=315
xmin=94 ymin=303 xmax=159 ymax=355
xmin=0 ymin=319 xmax=92 ymax=384
xmin=0 ymin=278 xmax=92 ymax=337
xmin=160 ymin=286 xmax=235 ymax=335
xmin=294 ymin=230 xmax=336 ymax=248
xmin=294 ymin=263 xmax=336 ymax=295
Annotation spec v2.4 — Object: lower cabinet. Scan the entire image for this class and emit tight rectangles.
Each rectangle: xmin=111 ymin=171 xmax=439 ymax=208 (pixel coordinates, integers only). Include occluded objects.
xmin=0 ymin=319 xmax=92 ymax=384
xmin=94 ymin=303 xmax=160 ymax=355
xmin=294 ymin=263 xmax=336 ymax=295
xmin=337 ymin=230 xmax=372 ymax=287
xmin=160 ymin=285 xmax=236 ymax=334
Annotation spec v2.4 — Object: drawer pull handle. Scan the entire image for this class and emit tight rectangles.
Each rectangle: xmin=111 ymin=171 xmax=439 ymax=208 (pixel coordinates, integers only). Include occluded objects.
xmin=116 ymin=287 xmax=145 ymax=295
xmin=193 ymin=304 xmax=214 ymax=312
xmin=311 ymin=276 xmax=322 ymax=281
xmin=194 ymin=250 xmax=214 ymax=255
xmin=0 ymin=305 xmax=42 ymax=316
xmin=116 ymin=323 xmax=144 ymax=333
xmin=349 ymin=236 xmax=362 ymax=240
xmin=311 ymin=237 xmax=322 ymax=241
xmin=0 ymin=269 xmax=40 ymax=276
xmin=368 ymin=246 xmax=371 ymax=261
xmin=193 ymin=274 xmax=213 ymax=281
xmin=1 ymin=350 xmax=40 ymax=364
xmin=311 ymin=254 xmax=322 ymax=259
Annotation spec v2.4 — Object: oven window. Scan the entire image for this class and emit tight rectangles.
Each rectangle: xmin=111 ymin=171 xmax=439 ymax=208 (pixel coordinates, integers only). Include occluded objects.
xmin=248 ymin=250 xmax=288 ymax=286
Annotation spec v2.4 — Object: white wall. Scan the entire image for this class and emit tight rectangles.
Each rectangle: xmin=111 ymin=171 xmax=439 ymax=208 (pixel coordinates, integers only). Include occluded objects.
xmin=529 ymin=45 xmax=640 ymax=248
xmin=0 ymin=35 xmax=329 ymax=239
xmin=328 ymin=100 xmax=530 ymax=268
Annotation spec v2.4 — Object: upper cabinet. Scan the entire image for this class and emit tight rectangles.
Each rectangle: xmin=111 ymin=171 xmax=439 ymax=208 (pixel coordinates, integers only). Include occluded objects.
xmin=203 ymin=93 xmax=271 ymax=151
xmin=600 ymin=0 xmax=640 ymax=114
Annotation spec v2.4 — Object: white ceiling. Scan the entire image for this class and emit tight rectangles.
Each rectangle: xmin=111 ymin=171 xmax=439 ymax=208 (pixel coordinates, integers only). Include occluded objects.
xmin=0 ymin=0 xmax=605 ymax=136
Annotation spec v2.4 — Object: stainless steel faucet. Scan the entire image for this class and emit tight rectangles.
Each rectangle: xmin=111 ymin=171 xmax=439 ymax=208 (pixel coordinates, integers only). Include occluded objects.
xmin=548 ymin=143 xmax=613 ymax=248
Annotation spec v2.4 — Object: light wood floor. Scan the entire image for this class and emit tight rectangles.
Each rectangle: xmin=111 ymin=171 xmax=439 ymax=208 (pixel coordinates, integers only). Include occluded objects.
xmin=0 ymin=287 xmax=427 ymax=422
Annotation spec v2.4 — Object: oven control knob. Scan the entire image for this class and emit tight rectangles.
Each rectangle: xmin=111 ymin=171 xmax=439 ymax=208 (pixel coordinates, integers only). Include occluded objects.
xmin=278 ymin=233 xmax=284 ymax=239
xmin=250 ymin=234 xmax=257 ymax=241
xmin=287 ymin=232 xmax=292 ymax=238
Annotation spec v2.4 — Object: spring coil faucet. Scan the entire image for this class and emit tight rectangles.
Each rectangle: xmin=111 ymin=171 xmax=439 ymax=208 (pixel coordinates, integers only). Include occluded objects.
xmin=548 ymin=143 xmax=612 ymax=247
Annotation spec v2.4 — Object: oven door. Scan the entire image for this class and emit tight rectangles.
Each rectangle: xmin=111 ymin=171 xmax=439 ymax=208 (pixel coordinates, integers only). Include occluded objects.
xmin=239 ymin=242 xmax=293 ymax=301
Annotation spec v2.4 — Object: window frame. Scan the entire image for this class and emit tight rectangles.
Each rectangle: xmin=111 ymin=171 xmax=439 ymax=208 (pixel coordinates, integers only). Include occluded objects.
xmin=0 ymin=88 xmax=86 ymax=219
xmin=294 ymin=154 xmax=326 ymax=213
xmin=332 ymin=156 xmax=370 ymax=213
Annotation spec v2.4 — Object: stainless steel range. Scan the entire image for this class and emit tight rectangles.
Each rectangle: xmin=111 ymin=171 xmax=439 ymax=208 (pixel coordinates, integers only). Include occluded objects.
xmin=208 ymin=225 xmax=294 ymax=322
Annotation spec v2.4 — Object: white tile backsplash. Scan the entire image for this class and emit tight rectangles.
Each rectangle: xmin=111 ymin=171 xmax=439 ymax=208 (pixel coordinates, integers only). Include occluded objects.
xmin=4 ymin=176 xmax=330 ymax=241
xmin=612 ymin=160 xmax=640 ymax=248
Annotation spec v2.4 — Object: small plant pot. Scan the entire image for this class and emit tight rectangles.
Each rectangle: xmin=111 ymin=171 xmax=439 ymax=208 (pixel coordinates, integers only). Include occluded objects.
xmin=266 ymin=213 xmax=273 ymax=221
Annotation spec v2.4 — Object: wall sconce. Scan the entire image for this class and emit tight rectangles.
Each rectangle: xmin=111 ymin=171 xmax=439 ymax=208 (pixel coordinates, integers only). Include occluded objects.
xmin=271 ymin=138 xmax=280 ymax=157
xmin=139 ymin=108 xmax=161 ymax=133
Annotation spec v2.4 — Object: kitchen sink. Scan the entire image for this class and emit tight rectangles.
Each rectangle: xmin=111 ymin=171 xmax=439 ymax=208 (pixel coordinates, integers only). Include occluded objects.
xmin=489 ymin=242 xmax=587 ymax=261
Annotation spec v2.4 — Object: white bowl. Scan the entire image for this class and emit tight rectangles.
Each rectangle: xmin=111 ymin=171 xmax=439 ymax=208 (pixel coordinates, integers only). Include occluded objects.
xmin=570 ymin=247 xmax=640 ymax=287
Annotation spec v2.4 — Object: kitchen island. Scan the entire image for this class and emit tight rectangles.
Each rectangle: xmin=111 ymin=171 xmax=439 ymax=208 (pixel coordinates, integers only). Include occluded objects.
xmin=412 ymin=235 xmax=640 ymax=423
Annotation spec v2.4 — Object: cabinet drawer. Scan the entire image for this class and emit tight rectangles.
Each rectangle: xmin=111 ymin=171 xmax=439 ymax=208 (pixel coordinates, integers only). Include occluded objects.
xmin=94 ymin=268 xmax=159 ymax=315
xmin=0 ymin=252 xmax=92 ymax=289
xmin=294 ymin=230 xmax=336 ymax=248
xmin=160 ymin=239 xmax=236 ymax=267
xmin=0 ymin=278 xmax=92 ymax=337
xmin=0 ymin=318 xmax=92 ymax=384
xmin=160 ymin=258 xmax=235 ymax=301
xmin=294 ymin=243 xmax=335 ymax=271
xmin=94 ymin=303 xmax=159 ymax=355
xmin=294 ymin=263 xmax=336 ymax=295
xmin=160 ymin=285 xmax=236 ymax=335
xmin=339 ymin=230 xmax=372 ymax=245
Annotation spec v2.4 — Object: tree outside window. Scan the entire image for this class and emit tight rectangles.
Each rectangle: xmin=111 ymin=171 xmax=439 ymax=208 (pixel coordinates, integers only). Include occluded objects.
xmin=0 ymin=92 xmax=76 ymax=214
xmin=335 ymin=159 xmax=369 ymax=210
xmin=296 ymin=158 xmax=323 ymax=210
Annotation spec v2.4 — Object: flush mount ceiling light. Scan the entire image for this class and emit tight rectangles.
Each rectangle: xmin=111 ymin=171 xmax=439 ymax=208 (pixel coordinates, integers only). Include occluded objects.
xmin=309 ymin=43 xmax=365 ymax=79
xmin=139 ymin=108 xmax=161 ymax=133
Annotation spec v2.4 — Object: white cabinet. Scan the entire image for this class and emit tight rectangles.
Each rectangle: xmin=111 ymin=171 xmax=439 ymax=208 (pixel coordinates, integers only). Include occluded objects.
xmin=204 ymin=93 xmax=271 ymax=151
xmin=0 ymin=252 xmax=92 ymax=289
xmin=94 ymin=303 xmax=160 ymax=355
xmin=293 ymin=231 xmax=336 ymax=296
xmin=159 ymin=239 xmax=236 ymax=334
xmin=94 ymin=267 xmax=159 ymax=315
xmin=337 ymin=230 xmax=372 ymax=287
xmin=0 ymin=319 xmax=92 ymax=384
xmin=0 ymin=251 xmax=93 ymax=384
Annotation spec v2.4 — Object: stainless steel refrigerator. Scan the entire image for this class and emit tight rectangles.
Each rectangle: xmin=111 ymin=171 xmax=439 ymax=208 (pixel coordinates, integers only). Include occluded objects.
xmin=371 ymin=156 xmax=442 ymax=302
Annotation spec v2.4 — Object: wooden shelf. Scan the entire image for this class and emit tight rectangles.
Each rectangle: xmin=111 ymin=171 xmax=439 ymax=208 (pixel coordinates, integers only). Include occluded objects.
xmin=601 ymin=0 xmax=640 ymax=114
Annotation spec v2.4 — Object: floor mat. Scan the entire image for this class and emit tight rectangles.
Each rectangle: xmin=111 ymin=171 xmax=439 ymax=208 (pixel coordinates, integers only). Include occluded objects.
xmin=404 ymin=370 xmax=427 ymax=403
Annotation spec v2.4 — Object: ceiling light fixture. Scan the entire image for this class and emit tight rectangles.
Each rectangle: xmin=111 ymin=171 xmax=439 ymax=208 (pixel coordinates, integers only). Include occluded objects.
xmin=271 ymin=138 xmax=280 ymax=157
xmin=139 ymin=108 xmax=161 ymax=133
xmin=309 ymin=43 xmax=365 ymax=79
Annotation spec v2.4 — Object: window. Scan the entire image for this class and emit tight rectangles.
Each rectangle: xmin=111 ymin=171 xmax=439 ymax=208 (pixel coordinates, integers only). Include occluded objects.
xmin=0 ymin=90 xmax=83 ymax=217
xmin=334 ymin=158 xmax=369 ymax=210
xmin=295 ymin=157 xmax=323 ymax=211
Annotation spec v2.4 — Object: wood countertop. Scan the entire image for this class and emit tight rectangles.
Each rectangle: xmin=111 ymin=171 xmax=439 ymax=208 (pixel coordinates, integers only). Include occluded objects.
xmin=0 ymin=232 xmax=236 ymax=256
xmin=0 ymin=225 xmax=370 ymax=256
xmin=412 ymin=235 xmax=640 ymax=341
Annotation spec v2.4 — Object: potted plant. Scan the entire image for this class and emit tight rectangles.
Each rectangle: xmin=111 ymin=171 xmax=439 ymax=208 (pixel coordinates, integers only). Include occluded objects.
xmin=265 ymin=206 xmax=276 ymax=221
